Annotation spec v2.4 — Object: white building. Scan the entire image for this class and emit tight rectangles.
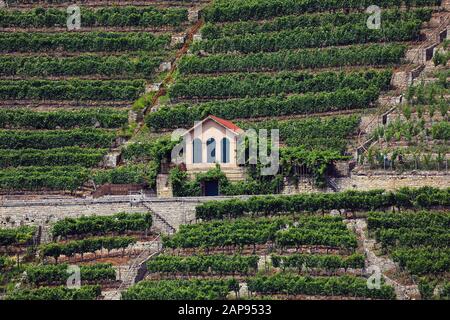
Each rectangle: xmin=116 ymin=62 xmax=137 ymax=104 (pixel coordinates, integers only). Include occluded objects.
xmin=182 ymin=115 xmax=243 ymax=171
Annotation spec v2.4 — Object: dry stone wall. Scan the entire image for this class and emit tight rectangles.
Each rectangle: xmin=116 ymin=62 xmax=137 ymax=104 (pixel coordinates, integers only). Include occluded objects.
xmin=337 ymin=172 xmax=449 ymax=191
xmin=0 ymin=196 xmax=239 ymax=232
xmin=0 ymin=173 xmax=448 ymax=238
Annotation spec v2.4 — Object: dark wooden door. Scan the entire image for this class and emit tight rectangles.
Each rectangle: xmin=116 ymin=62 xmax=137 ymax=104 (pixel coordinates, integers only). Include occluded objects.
xmin=204 ymin=180 xmax=219 ymax=196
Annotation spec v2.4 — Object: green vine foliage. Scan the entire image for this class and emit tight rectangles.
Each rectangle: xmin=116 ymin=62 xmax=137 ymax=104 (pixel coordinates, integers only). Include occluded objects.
xmin=368 ymin=210 xmax=450 ymax=278
xmin=196 ymin=187 xmax=450 ymax=220
xmin=201 ymin=0 xmax=440 ymax=22
xmin=51 ymin=212 xmax=153 ymax=239
xmin=170 ymin=165 xmax=284 ymax=197
xmin=246 ymin=273 xmax=396 ymax=299
xmin=25 ymin=263 xmax=116 ymax=286
xmin=0 ymin=54 xmax=163 ymax=79
xmin=0 ymin=128 xmax=116 ymax=150
xmin=92 ymin=163 xmax=158 ymax=188
xmin=192 ymin=21 xmax=422 ymax=54
xmin=0 ymin=6 xmax=188 ymax=28
xmin=0 ymin=226 xmax=37 ymax=247
xmin=122 ymin=136 xmax=179 ymax=170
xmin=5 ymin=285 xmax=101 ymax=300
xmin=0 ymin=32 xmax=170 ymax=53
xmin=147 ymin=254 xmax=259 ymax=275
xmin=146 ymin=88 xmax=379 ymax=130
xmin=0 ymin=79 xmax=145 ymax=101
xmin=0 ymin=108 xmax=128 ymax=130
xmin=0 ymin=163 xmax=159 ymax=191
xmin=201 ymin=8 xmax=432 ymax=38
xmin=169 ymin=70 xmax=392 ymax=100
xmin=163 ymin=216 xmax=357 ymax=250
xmin=272 ymin=253 xmax=365 ymax=271
xmin=0 ymin=147 xmax=107 ymax=168
xmin=39 ymin=236 xmax=136 ymax=261
xmin=180 ymin=44 xmax=406 ymax=74
xmin=122 ymin=279 xmax=239 ymax=300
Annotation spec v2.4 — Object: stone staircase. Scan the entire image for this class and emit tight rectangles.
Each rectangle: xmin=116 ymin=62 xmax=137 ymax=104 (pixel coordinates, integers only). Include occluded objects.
xmin=222 ymin=167 xmax=247 ymax=182
xmin=102 ymin=237 xmax=162 ymax=300
xmin=142 ymin=199 xmax=201 ymax=229
xmin=38 ymin=225 xmax=53 ymax=244
xmin=142 ymin=202 xmax=176 ymax=235
xmin=355 ymin=8 xmax=449 ymax=163
xmin=188 ymin=166 xmax=246 ymax=182
xmin=325 ymin=177 xmax=340 ymax=192
xmin=348 ymin=219 xmax=420 ymax=300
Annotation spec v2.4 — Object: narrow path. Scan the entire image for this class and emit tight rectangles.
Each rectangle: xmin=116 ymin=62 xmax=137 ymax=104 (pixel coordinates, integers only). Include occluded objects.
xmin=133 ymin=19 xmax=204 ymax=137
xmin=102 ymin=237 xmax=163 ymax=300
xmin=346 ymin=218 xmax=420 ymax=300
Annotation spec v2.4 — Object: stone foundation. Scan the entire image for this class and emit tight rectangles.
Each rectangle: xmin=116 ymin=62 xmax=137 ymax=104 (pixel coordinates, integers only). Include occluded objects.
xmin=337 ymin=172 xmax=449 ymax=191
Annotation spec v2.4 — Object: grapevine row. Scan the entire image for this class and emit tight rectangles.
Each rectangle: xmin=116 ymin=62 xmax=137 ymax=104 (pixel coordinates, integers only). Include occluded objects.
xmin=239 ymin=115 xmax=361 ymax=152
xmin=392 ymin=248 xmax=450 ymax=275
xmin=0 ymin=165 xmax=90 ymax=191
xmin=5 ymin=285 xmax=101 ymax=300
xmin=146 ymin=88 xmax=379 ymax=130
xmin=52 ymin=212 xmax=153 ymax=238
xmin=0 ymin=164 xmax=156 ymax=191
xmin=0 ymin=54 xmax=163 ymax=79
xmin=40 ymin=236 xmax=137 ymax=261
xmin=0 ymin=108 xmax=128 ymax=130
xmin=147 ymin=254 xmax=259 ymax=275
xmin=0 ymin=129 xmax=116 ymax=150
xmin=271 ymin=253 xmax=365 ymax=271
xmin=375 ymin=227 xmax=450 ymax=248
xmin=0 ymin=6 xmax=188 ymax=28
xmin=201 ymin=0 xmax=441 ymax=22
xmin=180 ymin=44 xmax=407 ymax=74
xmin=163 ymin=216 xmax=358 ymax=250
xmin=0 ymin=147 xmax=107 ymax=168
xmin=25 ymin=263 xmax=116 ymax=285
xmin=0 ymin=79 xmax=145 ymax=101
xmin=0 ymin=226 xmax=37 ymax=247
xmin=169 ymin=70 xmax=392 ymax=99
xmin=122 ymin=279 xmax=239 ymax=300
xmin=192 ymin=21 xmax=422 ymax=54
xmin=201 ymin=8 xmax=432 ymax=39
xmin=367 ymin=211 xmax=450 ymax=230
xmin=195 ymin=187 xmax=450 ymax=220
xmin=0 ymin=32 xmax=170 ymax=53
xmin=246 ymin=273 xmax=396 ymax=299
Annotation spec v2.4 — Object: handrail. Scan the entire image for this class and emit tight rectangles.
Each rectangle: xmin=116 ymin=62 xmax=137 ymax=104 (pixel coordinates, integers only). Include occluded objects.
xmin=356 ymin=9 xmax=450 ymax=155
xmin=117 ymin=235 xmax=162 ymax=293
xmin=142 ymin=202 xmax=176 ymax=235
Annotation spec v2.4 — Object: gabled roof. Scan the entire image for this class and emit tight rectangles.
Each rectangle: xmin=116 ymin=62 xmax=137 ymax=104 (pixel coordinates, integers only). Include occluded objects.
xmin=183 ymin=115 xmax=242 ymax=136
xmin=209 ymin=115 xmax=241 ymax=133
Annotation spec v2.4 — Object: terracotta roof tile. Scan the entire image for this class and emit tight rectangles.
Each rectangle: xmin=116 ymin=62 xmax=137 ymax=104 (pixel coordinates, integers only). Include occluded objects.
xmin=209 ymin=115 xmax=241 ymax=132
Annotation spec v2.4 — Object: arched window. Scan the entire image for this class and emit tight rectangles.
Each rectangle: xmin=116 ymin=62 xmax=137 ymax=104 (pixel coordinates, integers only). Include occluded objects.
xmin=221 ymin=138 xmax=230 ymax=163
xmin=206 ymin=138 xmax=216 ymax=163
xmin=193 ymin=138 xmax=202 ymax=164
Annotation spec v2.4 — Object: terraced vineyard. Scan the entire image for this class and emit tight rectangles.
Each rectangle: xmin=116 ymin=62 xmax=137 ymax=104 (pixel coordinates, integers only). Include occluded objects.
xmin=0 ymin=0 xmax=449 ymax=304
xmin=140 ymin=0 xmax=446 ymax=192
xmin=123 ymin=187 xmax=449 ymax=300
xmin=0 ymin=0 xmax=205 ymax=193
xmin=359 ymin=59 xmax=449 ymax=172
xmin=0 ymin=212 xmax=154 ymax=299
xmin=367 ymin=210 xmax=450 ymax=299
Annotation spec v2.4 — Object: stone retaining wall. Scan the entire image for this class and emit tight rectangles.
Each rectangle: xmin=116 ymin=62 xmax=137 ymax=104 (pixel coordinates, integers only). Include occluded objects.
xmin=337 ymin=173 xmax=449 ymax=191
xmin=1 ymin=173 xmax=448 ymax=237
xmin=0 ymin=196 xmax=241 ymax=232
